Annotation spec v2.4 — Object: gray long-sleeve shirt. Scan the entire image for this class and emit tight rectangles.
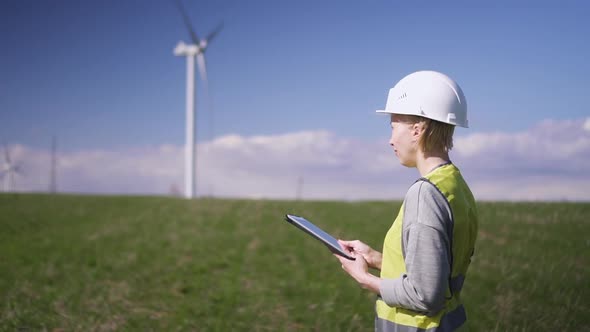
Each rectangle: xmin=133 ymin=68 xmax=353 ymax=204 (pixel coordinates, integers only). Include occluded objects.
xmin=379 ymin=180 xmax=453 ymax=316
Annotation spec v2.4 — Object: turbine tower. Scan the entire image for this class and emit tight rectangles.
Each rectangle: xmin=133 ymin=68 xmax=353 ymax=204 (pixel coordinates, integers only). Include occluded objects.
xmin=173 ymin=0 xmax=222 ymax=199
xmin=1 ymin=144 xmax=23 ymax=192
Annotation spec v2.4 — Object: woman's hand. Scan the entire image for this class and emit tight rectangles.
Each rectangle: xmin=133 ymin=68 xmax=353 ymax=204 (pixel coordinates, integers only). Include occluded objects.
xmin=337 ymin=239 xmax=383 ymax=270
xmin=334 ymin=252 xmax=381 ymax=294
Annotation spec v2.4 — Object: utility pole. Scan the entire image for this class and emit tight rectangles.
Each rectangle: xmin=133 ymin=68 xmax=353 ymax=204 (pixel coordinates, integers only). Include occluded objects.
xmin=49 ymin=135 xmax=57 ymax=193
xmin=296 ymin=176 xmax=304 ymax=201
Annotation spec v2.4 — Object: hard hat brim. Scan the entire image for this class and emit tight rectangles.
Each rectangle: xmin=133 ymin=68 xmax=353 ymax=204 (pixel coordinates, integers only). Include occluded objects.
xmin=375 ymin=109 xmax=414 ymax=115
xmin=375 ymin=109 xmax=468 ymax=128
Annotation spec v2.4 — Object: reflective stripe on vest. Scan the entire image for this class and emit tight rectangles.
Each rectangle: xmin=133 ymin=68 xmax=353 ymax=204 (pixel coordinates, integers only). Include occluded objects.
xmin=377 ymin=164 xmax=478 ymax=332
xmin=376 ymin=303 xmax=468 ymax=332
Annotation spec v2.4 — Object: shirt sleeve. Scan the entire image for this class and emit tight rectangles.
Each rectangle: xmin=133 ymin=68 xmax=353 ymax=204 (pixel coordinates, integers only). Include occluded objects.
xmin=379 ymin=180 xmax=453 ymax=315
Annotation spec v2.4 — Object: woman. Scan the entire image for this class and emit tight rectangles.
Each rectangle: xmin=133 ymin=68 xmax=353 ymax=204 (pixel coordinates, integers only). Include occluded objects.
xmin=335 ymin=71 xmax=478 ymax=332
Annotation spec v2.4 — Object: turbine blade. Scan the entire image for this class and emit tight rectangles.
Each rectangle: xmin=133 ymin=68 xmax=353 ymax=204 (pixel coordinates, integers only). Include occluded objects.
xmin=205 ymin=22 xmax=224 ymax=44
xmin=13 ymin=163 xmax=24 ymax=176
xmin=2 ymin=143 xmax=10 ymax=164
xmin=173 ymin=0 xmax=200 ymax=44
xmin=196 ymin=53 xmax=216 ymax=140
xmin=196 ymin=53 xmax=208 ymax=85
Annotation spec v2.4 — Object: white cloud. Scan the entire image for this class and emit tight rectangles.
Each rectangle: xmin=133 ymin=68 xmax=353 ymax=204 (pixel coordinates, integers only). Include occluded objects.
xmin=454 ymin=118 xmax=590 ymax=177
xmin=2 ymin=118 xmax=589 ymax=201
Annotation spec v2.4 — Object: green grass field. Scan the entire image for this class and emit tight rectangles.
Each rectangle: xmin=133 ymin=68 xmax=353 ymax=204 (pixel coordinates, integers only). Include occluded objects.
xmin=1 ymin=194 xmax=589 ymax=331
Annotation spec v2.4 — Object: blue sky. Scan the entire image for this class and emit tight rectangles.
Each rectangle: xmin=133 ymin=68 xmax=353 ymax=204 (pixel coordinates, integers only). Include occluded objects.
xmin=1 ymin=1 xmax=589 ymax=200
xmin=2 ymin=0 xmax=589 ymax=150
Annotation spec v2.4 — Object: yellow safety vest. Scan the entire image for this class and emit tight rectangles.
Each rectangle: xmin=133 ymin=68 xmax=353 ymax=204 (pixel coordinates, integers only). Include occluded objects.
xmin=376 ymin=164 xmax=478 ymax=332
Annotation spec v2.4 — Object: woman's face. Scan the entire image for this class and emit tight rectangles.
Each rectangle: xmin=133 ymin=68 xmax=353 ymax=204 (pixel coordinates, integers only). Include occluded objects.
xmin=389 ymin=114 xmax=418 ymax=167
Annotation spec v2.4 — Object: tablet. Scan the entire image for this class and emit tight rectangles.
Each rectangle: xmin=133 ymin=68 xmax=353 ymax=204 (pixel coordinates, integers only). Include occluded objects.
xmin=285 ymin=214 xmax=355 ymax=260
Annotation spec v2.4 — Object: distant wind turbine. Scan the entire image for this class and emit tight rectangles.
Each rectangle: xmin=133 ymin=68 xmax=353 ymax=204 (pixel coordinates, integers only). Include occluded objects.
xmin=173 ymin=0 xmax=223 ymax=199
xmin=1 ymin=144 xmax=24 ymax=192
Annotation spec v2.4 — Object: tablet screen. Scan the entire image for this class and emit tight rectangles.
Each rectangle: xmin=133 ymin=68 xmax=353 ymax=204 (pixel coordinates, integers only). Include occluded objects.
xmin=285 ymin=214 xmax=355 ymax=260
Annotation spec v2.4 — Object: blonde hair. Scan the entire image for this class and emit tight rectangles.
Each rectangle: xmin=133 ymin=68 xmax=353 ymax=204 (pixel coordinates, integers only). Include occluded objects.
xmin=400 ymin=115 xmax=455 ymax=154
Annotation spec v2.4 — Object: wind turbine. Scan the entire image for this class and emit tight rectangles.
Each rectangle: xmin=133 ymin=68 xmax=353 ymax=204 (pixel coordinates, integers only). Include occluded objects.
xmin=173 ymin=0 xmax=223 ymax=199
xmin=1 ymin=144 xmax=23 ymax=192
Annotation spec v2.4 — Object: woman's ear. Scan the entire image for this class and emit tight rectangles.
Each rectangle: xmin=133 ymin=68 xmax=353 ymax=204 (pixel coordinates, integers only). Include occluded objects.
xmin=411 ymin=122 xmax=423 ymax=142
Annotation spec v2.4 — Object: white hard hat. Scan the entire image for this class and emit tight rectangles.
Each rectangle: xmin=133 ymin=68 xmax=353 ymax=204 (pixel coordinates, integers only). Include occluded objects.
xmin=376 ymin=70 xmax=468 ymax=128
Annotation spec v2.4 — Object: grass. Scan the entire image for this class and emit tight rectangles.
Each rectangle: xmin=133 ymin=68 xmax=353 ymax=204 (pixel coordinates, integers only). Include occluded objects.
xmin=0 ymin=194 xmax=589 ymax=331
